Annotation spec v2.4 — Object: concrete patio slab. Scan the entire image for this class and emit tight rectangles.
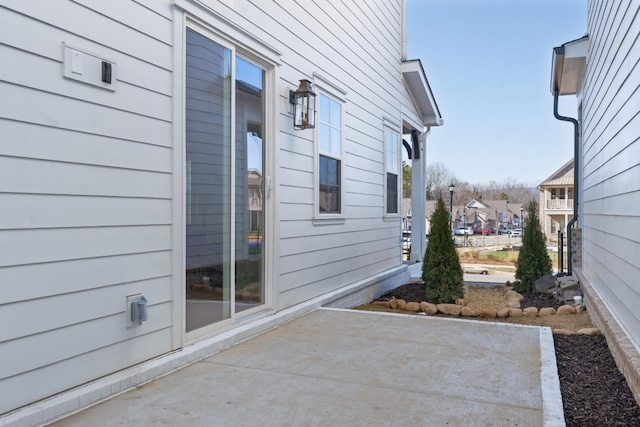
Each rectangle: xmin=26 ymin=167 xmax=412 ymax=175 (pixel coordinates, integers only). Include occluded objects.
xmin=52 ymin=308 xmax=563 ymax=426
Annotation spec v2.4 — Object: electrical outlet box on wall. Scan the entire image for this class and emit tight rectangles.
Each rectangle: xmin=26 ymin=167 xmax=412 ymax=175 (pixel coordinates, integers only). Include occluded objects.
xmin=63 ymin=43 xmax=117 ymax=91
xmin=126 ymin=294 xmax=147 ymax=328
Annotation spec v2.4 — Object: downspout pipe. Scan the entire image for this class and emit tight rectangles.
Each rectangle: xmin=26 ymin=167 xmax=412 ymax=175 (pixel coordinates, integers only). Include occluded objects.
xmin=553 ymin=89 xmax=579 ymax=276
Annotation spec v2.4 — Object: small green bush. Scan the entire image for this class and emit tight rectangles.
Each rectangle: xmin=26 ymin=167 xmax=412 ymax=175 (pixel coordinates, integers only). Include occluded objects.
xmin=515 ymin=201 xmax=552 ymax=293
xmin=422 ymin=197 xmax=464 ymax=303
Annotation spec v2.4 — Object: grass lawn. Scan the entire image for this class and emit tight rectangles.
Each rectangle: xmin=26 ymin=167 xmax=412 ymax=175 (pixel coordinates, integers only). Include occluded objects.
xmin=458 ymin=247 xmax=567 ymax=269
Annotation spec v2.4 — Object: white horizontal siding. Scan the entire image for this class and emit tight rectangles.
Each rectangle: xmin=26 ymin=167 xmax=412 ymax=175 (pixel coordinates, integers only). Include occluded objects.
xmin=0 ymin=225 xmax=171 ymax=267
xmin=0 ymin=44 xmax=171 ymax=122
xmin=0 ymin=82 xmax=171 ymax=146
xmin=279 ymin=227 xmax=398 ymax=258
xmin=0 ymin=251 xmax=172 ymax=304
xmin=72 ymin=0 xmax=173 ymax=44
xmin=0 ymin=327 xmax=173 ymax=415
xmin=0 ymin=157 xmax=171 ymax=198
xmin=0 ymin=0 xmax=176 ymax=415
xmin=0 ymin=8 xmax=172 ymax=95
xmin=278 ymin=249 xmax=399 ymax=309
xmin=1 ymin=194 xmax=171 ymax=230
xmin=0 ymin=303 xmax=172 ymax=381
xmin=1 ymin=1 xmax=173 ymax=70
xmin=0 ymin=277 xmax=172 ymax=353
xmin=0 ymin=120 xmax=171 ymax=172
xmin=272 ymin=0 xmax=405 ymax=311
xmin=581 ymin=0 xmax=640 ymax=350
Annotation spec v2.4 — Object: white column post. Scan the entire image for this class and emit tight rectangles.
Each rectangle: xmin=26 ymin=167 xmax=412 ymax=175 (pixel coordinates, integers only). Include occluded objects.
xmin=409 ymin=128 xmax=428 ymax=262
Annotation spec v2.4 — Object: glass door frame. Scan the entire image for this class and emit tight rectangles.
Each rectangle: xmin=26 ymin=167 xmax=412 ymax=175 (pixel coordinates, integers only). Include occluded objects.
xmin=180 ymin=18 xmax=277 ymax=345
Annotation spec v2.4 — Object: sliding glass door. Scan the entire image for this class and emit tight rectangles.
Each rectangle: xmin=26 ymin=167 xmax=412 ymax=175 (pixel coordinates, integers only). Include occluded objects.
xmin=185 ymin=28 xmax=265 ymax=332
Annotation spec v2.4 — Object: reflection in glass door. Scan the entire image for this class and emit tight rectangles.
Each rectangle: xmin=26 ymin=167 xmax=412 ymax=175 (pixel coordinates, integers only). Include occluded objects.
xmin=185 ymin=29 xmax=265 ymax=332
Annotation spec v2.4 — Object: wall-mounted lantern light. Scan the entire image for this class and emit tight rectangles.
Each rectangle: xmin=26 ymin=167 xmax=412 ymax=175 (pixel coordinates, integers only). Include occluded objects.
xmin=290 ymin=79 xmax=316 ymax=130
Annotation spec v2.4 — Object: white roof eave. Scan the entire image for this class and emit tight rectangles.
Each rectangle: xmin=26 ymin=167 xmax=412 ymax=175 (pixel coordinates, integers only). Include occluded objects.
xmin=401 ymin=60 xmax=444 ymax=127
xmin=551 ymin=35 xmax=588 ymax=96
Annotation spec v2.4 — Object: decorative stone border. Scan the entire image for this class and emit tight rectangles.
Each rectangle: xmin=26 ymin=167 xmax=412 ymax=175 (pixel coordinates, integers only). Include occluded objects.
xmin=372 ymin=288 xmax=601 ymax=336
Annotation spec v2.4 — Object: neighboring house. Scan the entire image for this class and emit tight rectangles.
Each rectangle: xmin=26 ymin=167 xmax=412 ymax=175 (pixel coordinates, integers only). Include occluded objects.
xmin=550 ymin=1 xmax=640 ymax=402
xmin=402 ymin=197 xmax=522 ymax=235
xmin=402 ymin=199 xmax=438 ymax=236
xmin=538 ymin=159 xmax=574 ymax=241
xmin=0 ymin=0 xmax=442 ymax=422
xmin=459 ymin=199 xmax=522 ymax=230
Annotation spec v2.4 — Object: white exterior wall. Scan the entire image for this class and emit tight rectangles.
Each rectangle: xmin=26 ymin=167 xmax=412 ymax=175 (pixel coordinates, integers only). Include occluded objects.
xmin=580 ymin=0 xmax=640 ymax=349
xmin=1 ymin=0 xmax=426 ymax=417
xmin=0 ymin=0 xmax=176 ymax=414
xmin=271 ymin=0 xmax=414 ymax=309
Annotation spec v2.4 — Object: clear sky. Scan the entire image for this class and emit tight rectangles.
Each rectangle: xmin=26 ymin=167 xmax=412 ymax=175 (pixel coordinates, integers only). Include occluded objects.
xmin=406 ymin=0 xmax=587 ymax=185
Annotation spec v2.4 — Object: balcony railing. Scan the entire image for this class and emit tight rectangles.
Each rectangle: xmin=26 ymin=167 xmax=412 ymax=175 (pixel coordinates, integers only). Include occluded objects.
xmin=546 ymin=199 xmax=574 ymax=210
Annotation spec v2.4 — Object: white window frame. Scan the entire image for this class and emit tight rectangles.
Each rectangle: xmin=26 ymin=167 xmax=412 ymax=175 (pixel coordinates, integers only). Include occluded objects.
xmin=313 ymin=74 xmax=347 ymax=223
xmin=384 ymin=126 xmax=401 ymax=216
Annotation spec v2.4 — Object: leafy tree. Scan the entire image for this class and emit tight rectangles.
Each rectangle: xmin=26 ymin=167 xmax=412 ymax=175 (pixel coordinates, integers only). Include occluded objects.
xmin=402 ymin=161 xmax=412 ymax=197
xmin=515 ymin=200 xmax=552 ymax=293
xmin=422 ymin=197 xmax=464 ymax=303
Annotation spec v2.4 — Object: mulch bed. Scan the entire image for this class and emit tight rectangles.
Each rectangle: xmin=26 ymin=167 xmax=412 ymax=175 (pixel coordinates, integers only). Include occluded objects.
xmin=377 ymin=283 xmax=640 ymax=426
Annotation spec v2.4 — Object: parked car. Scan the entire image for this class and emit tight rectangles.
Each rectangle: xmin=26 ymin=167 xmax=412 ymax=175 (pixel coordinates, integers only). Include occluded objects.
xmin=509 ymin=228 xmax=522 ymax=236
xmin=498 ymin=226 xmax=512 ymax=235
xmin=454 ymin=226 xmax=473 ymax=236
xmin=473 ymin=226 xmax=491 ymax=236
xmin=402 ymin=231 xmax=411 ymax=252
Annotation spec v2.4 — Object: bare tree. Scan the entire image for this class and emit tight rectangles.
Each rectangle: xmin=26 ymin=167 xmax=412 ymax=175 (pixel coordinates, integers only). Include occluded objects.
xmin=425 ymin=162 xmax=457 ymax=200
xmin=403 ymin=163 xmax=537 ymax=205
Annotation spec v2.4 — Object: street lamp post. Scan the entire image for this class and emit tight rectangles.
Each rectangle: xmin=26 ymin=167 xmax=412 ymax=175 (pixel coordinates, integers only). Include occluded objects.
xmin=449 ymin=183 xmax=455 ymax=232
xmin=463 ymin=207 xmax=468 ymax=247
xmin=520 ymin=207 xmax=524 ymax=231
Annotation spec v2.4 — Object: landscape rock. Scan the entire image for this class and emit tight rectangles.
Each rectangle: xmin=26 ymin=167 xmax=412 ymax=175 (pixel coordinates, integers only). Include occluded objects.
xmin=497 ymin=307 xmax=510 ymax=318
xmin=557 ymin=305 xmax=576 ymax=315
xmin=455 ymin=298 xmax=466 ymax=306
xmin=577 ymin=327 xmax=601 ymax=335
xmin=506 ymin=299 xmax=521 ymax=308
xmin=436 ymin=303 xmax=461 ymax=316
xmin=553 ymin=329 xmax=575 ymax=335
xmin=479 ymin=309 xmax=497 ymax=318
xmin=539 ymin=307 xmax=556 ymax=317
xmin=389 ymin=299 xmax=407 ymax=309
xmin=575 ymin=305 xmax=585 ymax=314
xmin=535 ymin=274 xmax=557 ymax=293
xmin=505 ymin=290 xmax=524 ymax=302
xmin=509 ymin=308 xmax=523 ymax=317
xmin=372 ymin=301 xmax=390 ymax=309
xmin=420 ymin=301 xmax=438 ymax=315
xmin=405 ymin=302 xmax=420 ymax=312
xmin=523 ymin=307 xmax=539 ymax=317
xmin=460 ymin=306 xmax=479 ymax=317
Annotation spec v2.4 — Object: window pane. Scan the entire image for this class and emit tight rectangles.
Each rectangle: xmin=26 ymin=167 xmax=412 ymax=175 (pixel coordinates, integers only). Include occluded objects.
xmin=319 ymin=94 xmax=330 ymax=123
xmin=185 ymin=29 xmax=232 ymax=330
xmin=235 ymin=56 xmax=264 ymax=314
xmin=330 ymin=98 xmax=341 ymax=126
xmin=318 ymin=93 xmax=342 ymax=214
xmin=385 ymin=130 xmax=399 ymax=174
xmin=320 ymin=155 xmax=340 ymax=213
xmin=319 ymin=123 xmax=331 ymax=152
xmin=387 ymin=172 xmax=398 ymax=214
xmin=330 ymin=128 xmax=341 ymax=155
